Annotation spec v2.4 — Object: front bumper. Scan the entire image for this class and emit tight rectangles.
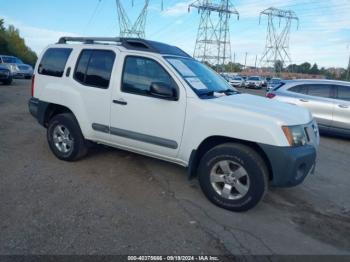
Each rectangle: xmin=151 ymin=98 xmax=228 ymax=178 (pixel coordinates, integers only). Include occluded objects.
xmin=0 ymin=70 xmax=11 ymax=80
xmin=259 ymin=143 xmax=317 ymax=187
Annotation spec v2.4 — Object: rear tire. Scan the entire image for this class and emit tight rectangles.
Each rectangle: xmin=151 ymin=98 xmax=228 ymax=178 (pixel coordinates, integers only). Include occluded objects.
xmin=198 ymin=143 xmax=268 ymax=212
xmin=47 ymin=113 xmax=88 ymax=161
xmin=3 ymin=78 xmax=12 ymax=85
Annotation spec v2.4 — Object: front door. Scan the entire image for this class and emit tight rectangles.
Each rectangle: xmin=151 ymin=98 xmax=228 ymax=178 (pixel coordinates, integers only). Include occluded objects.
xmin=109 ymin=54 xmax=186 ymax=159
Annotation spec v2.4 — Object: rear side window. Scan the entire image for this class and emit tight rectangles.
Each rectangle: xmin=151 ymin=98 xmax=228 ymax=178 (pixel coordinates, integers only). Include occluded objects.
xmin=74 ymin=50 xmax=115 ymax=89
xmin=308 ymin=85 xmax=332 ymax=98
xmin=337 ymin=85 xmax=350 ymax=101
xmin=38 ymin=48 xmax=72 ymax=77
xmin=288 ymin=84 xmax=308 ymax=94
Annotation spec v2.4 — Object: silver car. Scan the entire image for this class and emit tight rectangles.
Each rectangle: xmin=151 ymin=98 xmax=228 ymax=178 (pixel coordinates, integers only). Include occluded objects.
xmin=0 ymin=55 xmax=33 ymax=79
xmin=229 ymin=76 xmax=245 ymax=88
xmin=266 ymin=80 xmax=350 ymax=137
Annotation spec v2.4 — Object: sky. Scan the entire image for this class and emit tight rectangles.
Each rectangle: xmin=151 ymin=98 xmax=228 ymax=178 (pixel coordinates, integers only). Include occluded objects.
xmin=1 ymin=0 xmax=350 ymax=68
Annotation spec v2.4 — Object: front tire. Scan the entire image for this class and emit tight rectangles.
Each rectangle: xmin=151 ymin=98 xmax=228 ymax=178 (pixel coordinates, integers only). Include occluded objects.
xmin=198 ymin=143 xmax=268 ymax=212
xmin=47 ymin=113 xmax=88 ymax=161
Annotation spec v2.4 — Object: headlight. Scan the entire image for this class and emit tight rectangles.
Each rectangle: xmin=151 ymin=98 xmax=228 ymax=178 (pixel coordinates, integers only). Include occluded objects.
xmin=9 ymin=65 xmax=18 ymax=72
xmin=282 ymin=125 xmax=307 ymax=147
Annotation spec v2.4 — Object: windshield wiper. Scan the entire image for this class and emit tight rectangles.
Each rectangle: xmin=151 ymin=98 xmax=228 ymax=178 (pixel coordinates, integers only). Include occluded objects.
xmin=197 ymin=90 xmax=215 ymax=97
xmin=217 ymin=89 xmax=240 ymax=95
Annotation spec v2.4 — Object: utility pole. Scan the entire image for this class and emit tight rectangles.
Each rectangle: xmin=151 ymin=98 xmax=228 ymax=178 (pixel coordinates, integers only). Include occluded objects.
xmin=115 ymin=0 xmax=164 ymax=38
xmin=255 ymin=55 xmax=258 ymax=68
xmin=244 ymin=52 xmax=248 ymax=69
xmin=189 ymin=0 xmax=239 ymax=68
xmin=259 ymin=7 xmax=299 ymax=75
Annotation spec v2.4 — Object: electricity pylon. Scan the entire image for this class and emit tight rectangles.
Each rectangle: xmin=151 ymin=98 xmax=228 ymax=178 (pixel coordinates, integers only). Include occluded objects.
xmin=189 ymin=0 xmax=239 ymax=68
xmin=259 ymin=7 xmax=299 ymax=74
xmin=115 ymin=0 xmax=163 ymax=38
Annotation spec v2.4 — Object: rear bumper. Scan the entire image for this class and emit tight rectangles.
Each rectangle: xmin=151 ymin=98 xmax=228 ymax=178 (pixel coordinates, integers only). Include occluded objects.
xmin=259 ymin=143 xmax=317 ymax=187
xmin=28 ymin=97 xmax=39 ymax=119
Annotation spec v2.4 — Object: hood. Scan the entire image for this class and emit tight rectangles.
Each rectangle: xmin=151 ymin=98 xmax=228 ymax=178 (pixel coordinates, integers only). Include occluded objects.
xmin=209 ymin=93 xmax=312 ymax=126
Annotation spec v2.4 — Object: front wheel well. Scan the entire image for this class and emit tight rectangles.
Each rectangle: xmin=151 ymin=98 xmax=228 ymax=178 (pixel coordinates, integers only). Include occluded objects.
xmin=43 ymin=104 xmax=73 ymax=127
xmin=189 ymin=136 xmax=273 ymax=181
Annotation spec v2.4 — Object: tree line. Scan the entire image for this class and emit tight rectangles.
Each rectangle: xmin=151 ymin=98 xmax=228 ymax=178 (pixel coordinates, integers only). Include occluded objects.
xmin=0 ymin=18 xmax=37 ymax=66
xmin=208 ymin=60 xmax=348 ymax=81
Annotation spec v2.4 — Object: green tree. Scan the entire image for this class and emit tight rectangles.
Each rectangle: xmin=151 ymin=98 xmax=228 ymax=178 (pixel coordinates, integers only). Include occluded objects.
xmin=310 ymin=63 xmax=319 ymax=74
xmin=0 ymin=18 xmax=37 ymax=66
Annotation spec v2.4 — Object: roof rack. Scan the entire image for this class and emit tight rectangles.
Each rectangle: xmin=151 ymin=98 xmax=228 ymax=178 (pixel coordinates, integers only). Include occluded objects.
xmin=57 ymin=36 xmax=192 ymax=58
xmin=58 ymin=37 xmax=122 ymax=44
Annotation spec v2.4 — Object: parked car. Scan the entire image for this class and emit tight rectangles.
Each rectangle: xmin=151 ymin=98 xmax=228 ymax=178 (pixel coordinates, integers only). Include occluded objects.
xmin=29 ymin=37 xmax=319 ymax=212
xmin=0 ymin=55 xmax=33 ymax=79
xmin=0 ymin=64 xmax=12 ymax=85
xmin=229 ymin=76 xmax=245 ymax=88
xmin=245 ymin=76 xmax=263 ymax=89
xmin=267 ymin=78 xmax=282 ymax=92
xmin=266 ymin=79 xmax=350 ymax=137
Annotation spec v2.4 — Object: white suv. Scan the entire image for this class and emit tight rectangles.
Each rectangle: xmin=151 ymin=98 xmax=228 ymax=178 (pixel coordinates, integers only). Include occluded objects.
xmin=29 ymin=37 xmax=319 ymax=212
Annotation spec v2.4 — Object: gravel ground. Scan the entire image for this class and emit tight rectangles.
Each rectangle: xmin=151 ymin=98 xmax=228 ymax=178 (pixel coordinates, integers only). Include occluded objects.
xmin=0 ymin=80 xmax=349 ymax=255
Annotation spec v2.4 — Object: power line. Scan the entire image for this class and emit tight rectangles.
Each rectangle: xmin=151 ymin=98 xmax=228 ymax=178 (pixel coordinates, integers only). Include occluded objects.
xmin=259 ymin=7 xmax=299 ymax=74
xmin=84 ymin=0 xmax=103 ymax=32
xmin=189 ymin=0 xmax=239 ymax=68
xmin=115 ymin=0 xmax=164 ymax=38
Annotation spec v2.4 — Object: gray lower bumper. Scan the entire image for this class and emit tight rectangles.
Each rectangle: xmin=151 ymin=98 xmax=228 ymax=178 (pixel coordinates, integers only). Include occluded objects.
xmin=259 ymin=144 xmax=317 ymax=187
xmin=28 ymin=97 xmax=39 ymax=119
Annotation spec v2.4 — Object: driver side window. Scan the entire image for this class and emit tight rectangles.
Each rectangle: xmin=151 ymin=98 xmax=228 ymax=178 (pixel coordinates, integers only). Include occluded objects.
xmin=122 ymin=56 xmax=175 ymax=96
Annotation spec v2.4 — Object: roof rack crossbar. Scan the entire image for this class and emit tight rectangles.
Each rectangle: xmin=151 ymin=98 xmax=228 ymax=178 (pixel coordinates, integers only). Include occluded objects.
xmin=58 ymin=37 xmax=122 ymax=44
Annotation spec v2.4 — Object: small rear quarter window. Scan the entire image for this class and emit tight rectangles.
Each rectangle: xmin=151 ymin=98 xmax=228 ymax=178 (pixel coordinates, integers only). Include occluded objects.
xmin=38 ymin=48 xmax=72 ymax=77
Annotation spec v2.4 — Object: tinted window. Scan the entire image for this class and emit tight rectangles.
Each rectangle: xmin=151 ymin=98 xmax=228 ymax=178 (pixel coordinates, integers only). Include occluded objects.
xmin=122 ymin=56 xmax=174 ymax=96
xmin=2 ymin=56 xmax=16 ymax=63
xmin=74 ymin=50 xmax=92 ymax=83
xmin=74 ymin=50 xmax=115 ymax=89
xmin=308 ymin=84 xmax=332 ymax=98
xmin=337 ymin=85 xmax=350 ymax=101
xmin=39 ymin=48 xmax=72 ymax=77
xmin=288 ymin=84 xmax=308 ymax=94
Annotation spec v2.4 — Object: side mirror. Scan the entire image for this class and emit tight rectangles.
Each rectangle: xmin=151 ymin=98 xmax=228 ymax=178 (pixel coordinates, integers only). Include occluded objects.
xmin=150 ymin=82 xmax=177 ymax=100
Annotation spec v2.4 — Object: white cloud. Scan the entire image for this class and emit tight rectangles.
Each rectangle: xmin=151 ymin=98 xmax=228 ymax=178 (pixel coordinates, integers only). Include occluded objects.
xmin=1 ymin=15 xmax=78 ymax=55
xmin=162 ymin=1 xmax=193 ymax=17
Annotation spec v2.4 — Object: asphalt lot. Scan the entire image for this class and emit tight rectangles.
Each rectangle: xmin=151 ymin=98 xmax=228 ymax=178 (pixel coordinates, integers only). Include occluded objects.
xmin=0 ymin=79 xmax=349 ymax=255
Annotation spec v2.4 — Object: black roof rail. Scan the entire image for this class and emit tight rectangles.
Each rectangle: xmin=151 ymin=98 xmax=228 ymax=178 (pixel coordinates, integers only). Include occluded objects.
xmin=57 ymin=37 xmax=122 ymax=44
xmin=57 ymin=36 xmax=191 ymax=58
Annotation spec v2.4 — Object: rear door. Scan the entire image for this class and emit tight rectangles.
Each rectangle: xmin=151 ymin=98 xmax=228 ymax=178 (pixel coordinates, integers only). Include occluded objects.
xmin=332 ymin=84 xmax=350 ymax=133
xmin=69 ymin=48 xmax=117 ymax=140
xmin=289 ymin=84 xmax=334 ymax=128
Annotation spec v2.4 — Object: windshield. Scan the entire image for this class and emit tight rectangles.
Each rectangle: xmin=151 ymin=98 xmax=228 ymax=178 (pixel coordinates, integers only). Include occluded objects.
xmin=2 ymin=57 xmax=16 ymax=63
xmin=165 ymin=57 xmax=237 ymax=97
xmin=233 ymin=77 xmax=242 ymax=80
xmin=248 ymin=77 xmax=260 ymax=81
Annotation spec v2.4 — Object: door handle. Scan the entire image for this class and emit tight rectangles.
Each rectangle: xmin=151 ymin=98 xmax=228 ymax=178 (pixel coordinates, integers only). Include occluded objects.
xmin=299 ymin=99 xmax=309 ymax=102
xmin=113 ymin=99 xmax=127 ymax=106
xmin=338 ymin=104 xmax=349 ymax=109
